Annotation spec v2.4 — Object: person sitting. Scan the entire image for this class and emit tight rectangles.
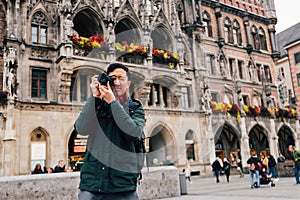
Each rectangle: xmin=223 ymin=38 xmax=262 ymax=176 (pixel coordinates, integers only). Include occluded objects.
xmin=32 ymin=163 xmax=44 ymax=174
xmin=53 ymin=160 xmax=66 ymax=173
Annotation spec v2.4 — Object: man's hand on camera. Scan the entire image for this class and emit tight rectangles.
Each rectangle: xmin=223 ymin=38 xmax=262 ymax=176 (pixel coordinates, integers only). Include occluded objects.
xmin=99 ymin=82 xmax=116 ymax=104
xmin=90 ymin=75 xmax=101 ymax=98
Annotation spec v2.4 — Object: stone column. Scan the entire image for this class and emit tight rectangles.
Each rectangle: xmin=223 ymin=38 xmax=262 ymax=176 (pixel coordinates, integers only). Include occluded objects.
xmin=214 ymin=4 xmax=223 ymax=41
xmin=197 ymin=0 xmax=203 ymax=24
xmin=206 ymin=114 xmax=215 ymax=164
xmin=3 ymin=98 xmax=17 ymax=176
xmin=159 ymin=85 xmax=164 ymax=107
xmin=182 ymin=0 xmax=188 ymax=24
xmin=268 ymin=27 xmax=277 ymax=52
xmin=243 ymin=14 xmax=251 ymax=45
xmin=269 ymin=117 xmax=279 ymax=158
xmin=139 ymin=82 xmax=151 ymax=108
xmin=239 ymin=115 xmax=250 ymax=171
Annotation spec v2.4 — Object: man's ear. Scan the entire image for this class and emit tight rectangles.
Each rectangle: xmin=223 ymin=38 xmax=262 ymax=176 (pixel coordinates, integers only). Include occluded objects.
xmin=127 ymin=80 xmax=131 ymax=88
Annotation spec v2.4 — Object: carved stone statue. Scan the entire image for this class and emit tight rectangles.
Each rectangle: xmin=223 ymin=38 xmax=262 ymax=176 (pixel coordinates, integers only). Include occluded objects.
xmin=6 ymin=68 xmax=17 ymax=97
xmin=63 ymin=14 xmax=74 ymax=42
xmin=219 ymin=57 xmax=227 ymax=77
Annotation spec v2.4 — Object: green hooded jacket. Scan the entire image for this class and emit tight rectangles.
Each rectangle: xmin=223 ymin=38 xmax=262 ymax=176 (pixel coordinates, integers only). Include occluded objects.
xmin=74 ymin=96 xmax=145 ymax=193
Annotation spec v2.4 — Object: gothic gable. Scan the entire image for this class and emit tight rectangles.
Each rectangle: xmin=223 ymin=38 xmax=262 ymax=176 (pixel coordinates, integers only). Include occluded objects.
xmin=151 ymin=7 xmax=172 ymax=32
xmin=115 ymin=0 xmax=141 ymax=27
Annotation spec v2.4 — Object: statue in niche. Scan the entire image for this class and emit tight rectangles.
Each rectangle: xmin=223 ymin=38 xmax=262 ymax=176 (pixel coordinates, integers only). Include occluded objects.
xmin=107 ymin=23 xmax=115 ymax=50
xmin=248 ymin=61 xmax=255 ymax=82
xmin=6 ymin=67 xmax=17 ymax=97
xmin=63 ymin=14 xmax=74 ymax=42
xmin=219 ymin=57 xmax=227 ymax=77
xmin=202 ymin=80 xmax=212 ymax=112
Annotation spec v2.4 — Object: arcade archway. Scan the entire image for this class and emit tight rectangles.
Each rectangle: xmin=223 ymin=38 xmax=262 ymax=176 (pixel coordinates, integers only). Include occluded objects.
xmin=249 ymin=124 xmax=270 ymax=155
xmin=147 ymin=125 xmax=176 ymax=166
xmin=277 ymin=125 xmax=295 ymax=160
xmin=215 ymin=123 xmax=240 ymax=166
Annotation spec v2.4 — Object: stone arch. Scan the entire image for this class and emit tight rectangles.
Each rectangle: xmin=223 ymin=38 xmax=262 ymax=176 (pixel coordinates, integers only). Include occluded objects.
xmin=73 ymin=8 xmax=104 ymax=37
xmin=29 ymin=126 xmax=50 ymax=171
xmin=214 ymin=121 xmax=241 ymax=163
xmin=277 ymin=125 xmax=296 ymax=160
xmin=147 ymin=123 xmax=177 ymax=166
xmin=249 ymin=123 xmax=270 ymax=155
xmin=67 ymin=128 xmax=87 ymax=171
xmin=151 ymin=24 xmax=174 ymax=52
xmin=115 ymin=17 xmax=142 ymax=44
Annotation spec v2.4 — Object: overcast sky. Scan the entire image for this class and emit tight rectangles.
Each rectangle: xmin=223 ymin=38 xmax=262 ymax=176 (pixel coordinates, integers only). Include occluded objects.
xmin=274 ymin=0 xmax=300 ymax=33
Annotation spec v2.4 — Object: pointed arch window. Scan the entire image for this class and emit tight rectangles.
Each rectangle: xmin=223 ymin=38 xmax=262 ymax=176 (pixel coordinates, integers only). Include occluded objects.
xmin=251 ymin=26 xmax=260 ymax=50
xmin=259 ymin=27 xmax=267 ymax=50
xmin=233 ymin=20 xmax=242 ymax=45
xmin=203 ymin=11 xmax=213 ymax=37
xmin=185 ymin=131 xmax=195 ymax=161
xmin=224 ymin=18 xmax=233 ymax=43
xmin=31 ymin=11 xmax=48 ymax=44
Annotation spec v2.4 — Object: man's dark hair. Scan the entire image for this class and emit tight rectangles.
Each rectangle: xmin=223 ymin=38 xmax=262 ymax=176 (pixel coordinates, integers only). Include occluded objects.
xmin=107 ymin=63 xmax=130 ymax=79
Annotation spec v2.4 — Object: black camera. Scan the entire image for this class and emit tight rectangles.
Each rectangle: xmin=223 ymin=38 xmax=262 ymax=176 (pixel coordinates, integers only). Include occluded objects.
xmin=98 ymin=73 xmax=114 ymax=86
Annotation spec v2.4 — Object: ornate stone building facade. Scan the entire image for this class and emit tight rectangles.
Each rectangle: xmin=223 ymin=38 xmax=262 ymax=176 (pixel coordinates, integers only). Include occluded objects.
xmin=0 ymin=0 xmax=298 ymax=176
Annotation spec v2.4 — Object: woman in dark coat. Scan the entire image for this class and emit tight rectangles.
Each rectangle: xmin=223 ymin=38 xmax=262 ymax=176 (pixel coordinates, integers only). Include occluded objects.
xmin=223 ymin=158 xmax=231 ymax=182
xmin=212 ymin=159 xmax=222 ymax=183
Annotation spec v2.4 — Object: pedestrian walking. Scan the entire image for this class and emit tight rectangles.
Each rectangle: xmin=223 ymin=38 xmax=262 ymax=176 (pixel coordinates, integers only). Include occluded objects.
xmin=216 ymin=156 xmax=223 ymax=175
xmin=75 ymin=63 xmax=145 ymax=200
xmin=247 ymin=151 xmax=261 ymax=188
xmin=223 ymin=158 xmax=230 ymax=182
xmin=288 ymin=145 xmax=300 ymax=184
xmin=267 ymin=154 xmax=279 ymax=181
xmin=212 ymin=159 xmax=222 ymax=183
xmin=184 ymin=161 xmax=192 ymax=183
xmin=237 ymin=158 xmax=244 ymax=178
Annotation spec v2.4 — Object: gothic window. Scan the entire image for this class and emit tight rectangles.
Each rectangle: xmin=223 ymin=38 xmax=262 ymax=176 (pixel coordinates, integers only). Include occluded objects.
xmin=256 ymin=63 xmax=262 ymax=82
xmin=203 ymin=11 xmax=213 ymax=37
xmin=185 ymin=131 xmax=195 ymax=161
xmin=264 ymin=65 xmax=272 ymax=83
xmin=224 ymin=18 xmax=233 ymax=43
xmin=31 ymin=69 xmax=47 ymax=99
xmin=251 ymin=26 xmax=260 ymax=50
xmin=238 ymin=60 xmax=244 ymax=79
xmin=31 ymin=11 xmax=48 ymax=44
xmin=181 ymin=86 xmax=191 ymax=109
xmin=205 ymin=54 xmax=216 ymax=75
xmin=113 ymin=0 xmax=122 ymax=7
xmin=228 ymin=58 xmax=235 ymax=78
xmin=259 ymin=28 xmax=267 ymax=50
xmin=233 ymin=20 xmax=242 ymax=45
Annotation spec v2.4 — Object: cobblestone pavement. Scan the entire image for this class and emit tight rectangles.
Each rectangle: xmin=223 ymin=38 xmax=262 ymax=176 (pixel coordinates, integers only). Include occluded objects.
xmin=156 ymin=174 xmax=300 ymax=200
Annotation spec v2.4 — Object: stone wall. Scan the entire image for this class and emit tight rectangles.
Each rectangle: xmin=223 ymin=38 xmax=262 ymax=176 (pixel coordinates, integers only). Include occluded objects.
xmin=0 ymin=166 xmax=180 ymax=200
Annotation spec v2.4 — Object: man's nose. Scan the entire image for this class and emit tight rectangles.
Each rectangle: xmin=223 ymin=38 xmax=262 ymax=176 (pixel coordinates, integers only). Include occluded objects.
xmin=114 ymin=79 xmax=120 ymax=85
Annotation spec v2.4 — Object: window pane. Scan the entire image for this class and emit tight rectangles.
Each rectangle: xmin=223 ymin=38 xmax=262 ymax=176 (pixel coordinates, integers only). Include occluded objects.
xmin=295 ymin=52 xmax=300 ymax=64
xmin=32 ymin=69 xmax=47 ymax=98
xmin=40 ymin=28 xmax=47 ymax=43
xmin=32 ymin=27 xmax=38 ymax=43
xmin=297 ymin=73 xmax=300 ymax=86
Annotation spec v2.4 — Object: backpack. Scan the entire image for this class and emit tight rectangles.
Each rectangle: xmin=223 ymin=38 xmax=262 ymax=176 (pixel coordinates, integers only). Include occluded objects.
xmin=249 ymin=163 xmax=255 ymax=172
xmin=134 ymin=131 xmax=146 ymax=182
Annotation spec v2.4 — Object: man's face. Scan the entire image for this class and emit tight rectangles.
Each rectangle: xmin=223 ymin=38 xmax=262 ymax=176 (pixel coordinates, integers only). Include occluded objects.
xmin=108 ymin=68 xmax=131 ymax=96
xmin=289 ymin=147 xmax=294 ymax=152
xmin=59 ymin=161 xmax=65 ymax=167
